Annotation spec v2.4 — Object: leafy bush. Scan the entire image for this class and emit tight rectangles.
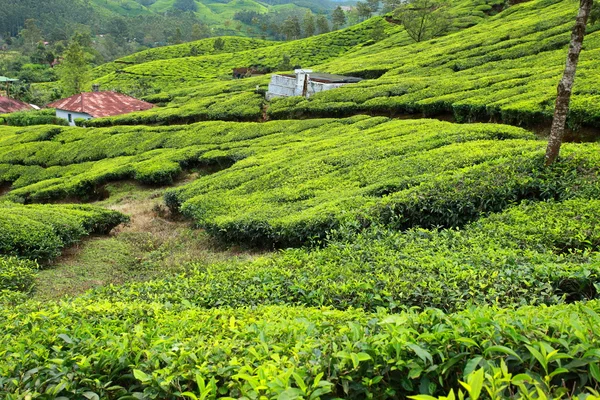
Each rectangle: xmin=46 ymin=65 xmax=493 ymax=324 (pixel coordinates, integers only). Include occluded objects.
xmin=264 ymin=0 xmax=600 ymax=130
xmin=94 ymin=199 xmax=600 ymax=311
xmin=0 ymin=109 xmax=68 ymax=127
xmin=0 ymin=203 xmax=129 ymax=261
xmin=2 ymin=117 xmax=599 ymax=247
xmin=2 ymin=300 xmax=600 ymax=399
xmin=0 ymin=257 xmax=38 ymax=293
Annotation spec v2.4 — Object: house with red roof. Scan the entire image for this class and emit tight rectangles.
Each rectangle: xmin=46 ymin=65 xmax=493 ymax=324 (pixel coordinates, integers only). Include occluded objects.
xmin=0 ymin=96 xmax=34 ymax=114
xmin=47 ymin=88 xmax=154 ymax=126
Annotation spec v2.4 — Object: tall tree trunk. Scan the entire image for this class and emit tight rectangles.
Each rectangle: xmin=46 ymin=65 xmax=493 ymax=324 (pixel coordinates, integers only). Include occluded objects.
xmin=545 ymin=0 xmax=594 ymax=166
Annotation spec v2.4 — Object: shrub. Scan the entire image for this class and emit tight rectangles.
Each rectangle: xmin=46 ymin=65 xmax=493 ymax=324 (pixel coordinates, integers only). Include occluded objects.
xmin=0 ymin=257 xmax=38 ymax=293
xmin=0 ymin=203 xmax=129 ymax=261
xmin=1 ymin=300 xmax=600 ymax=399
xmin=94 ymin=199 xmax=600 ymax=312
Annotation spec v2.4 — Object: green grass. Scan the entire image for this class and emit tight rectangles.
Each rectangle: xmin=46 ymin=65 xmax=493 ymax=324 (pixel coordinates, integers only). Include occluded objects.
xmin=31 ymin=180 xmax=262 ymax=301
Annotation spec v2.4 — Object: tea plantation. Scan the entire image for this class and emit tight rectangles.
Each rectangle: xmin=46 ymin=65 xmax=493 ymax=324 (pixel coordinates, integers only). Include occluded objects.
xmin=83 ymin=0 xmax=600 ymax=131
xmin=2 ymin=0 xmax=600 ymax=397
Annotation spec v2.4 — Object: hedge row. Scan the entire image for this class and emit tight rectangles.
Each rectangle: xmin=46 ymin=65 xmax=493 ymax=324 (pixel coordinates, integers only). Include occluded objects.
xmin=0 ymin=109 xmax=68 ymax=127
xmin=94 ymin=199 xmax=600 ymax=312
xmin=171 ymin=127 xmax=600 ymax=247
xmin=0 ymin=202 xmax=129 ymax=261
xmin=267 ymin=0 xmax=600 ymax=129
xmin=1 ymin=300 xmax=600 ymax=399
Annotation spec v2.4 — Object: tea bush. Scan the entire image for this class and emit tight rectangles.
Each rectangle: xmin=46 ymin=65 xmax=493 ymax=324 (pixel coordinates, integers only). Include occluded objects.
xmin=94 ymin=199 xmax=600 ymax=311
xmin=91 ymin=37 xmax=275 ymax=79
xmin=0 ymin=257 xmax=37 ymax=293
xmin=0 ymin=109 xmax=68 ymax=127
xmin=267 ymin=0 xmax=600 ymax=129
xmin=172 ymin=132 xmax=600 ymax=247
xmin=1 ymin=300 xmax=600 ymax=399
xmin=0 ymin=203 xmax=129 ymax=261
xmin=93 ymin=18 xmax=402 ymax=93
xmin=2 ymin=117 xmax=599 ymax=246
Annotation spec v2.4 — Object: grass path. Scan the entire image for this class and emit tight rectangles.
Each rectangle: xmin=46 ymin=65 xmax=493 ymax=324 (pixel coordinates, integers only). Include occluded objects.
xmin=34 ymin=179 xmax=264 ymax=301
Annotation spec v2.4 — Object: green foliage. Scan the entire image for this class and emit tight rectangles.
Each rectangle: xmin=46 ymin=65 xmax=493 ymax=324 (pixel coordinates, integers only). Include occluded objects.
xmin=1 ymin=117 xmax=600 ymax=247
xmin=92 ymin=18 xmax=401 ymax=93
xmin=0 ymin=109 xmax=68 ymax=127
xmin=0 ymin=202 xmax=129 ymax=261
xmin=393 ymin=0 xmax=452 ymax=42
xmin=0 ymin=257 xmax=38 ymax=293
xmin=58 ymin=41 xmax=90 ymax=96
xmin=267 ymin=0 xmax=600 ymax=129
xmin=2 ymin=300 xmax=600 ymax=398
xmin=95 ymin=199 xmax=600 ymax=311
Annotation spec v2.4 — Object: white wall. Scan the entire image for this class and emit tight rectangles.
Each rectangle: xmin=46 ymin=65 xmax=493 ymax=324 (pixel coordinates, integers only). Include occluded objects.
xmin=266 ymin=74 xmax=352 ymax=100
xmin=56 ymin=109 xmax=92 ymax=126
xmin=266 ymin=75 xmax=297 ymax=100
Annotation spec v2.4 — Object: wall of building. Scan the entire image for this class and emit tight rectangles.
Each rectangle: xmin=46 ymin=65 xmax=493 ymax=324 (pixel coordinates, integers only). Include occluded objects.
xmin=266 ymin=75 xmax=297 ymax=100
xmin=266 ymin=74 xmax=351 ymax=100
xmin=56 ymin=109 xmax=92 ymax=126
xmin=306 ymin=82 xmax=347 ymax=97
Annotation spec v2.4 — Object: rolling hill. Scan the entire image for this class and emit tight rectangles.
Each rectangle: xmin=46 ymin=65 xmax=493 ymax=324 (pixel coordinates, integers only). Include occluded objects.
xmin=2 ymin=0 xmax=600 ymax=398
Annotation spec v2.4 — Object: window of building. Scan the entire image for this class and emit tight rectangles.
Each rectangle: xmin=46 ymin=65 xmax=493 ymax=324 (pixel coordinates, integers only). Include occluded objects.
xmin=68 ymin=114 xmax=72 ymax=123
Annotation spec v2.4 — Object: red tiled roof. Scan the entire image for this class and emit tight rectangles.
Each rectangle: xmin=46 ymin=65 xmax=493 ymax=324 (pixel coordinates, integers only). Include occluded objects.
xmin=0 ymin=96 xmax=33 ymax=114
xmin=47 ymin=91 xmax=154 ymax=118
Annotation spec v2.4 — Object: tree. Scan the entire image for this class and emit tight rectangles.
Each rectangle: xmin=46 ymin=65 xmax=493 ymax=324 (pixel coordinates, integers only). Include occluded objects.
xmin=19 ymin=19 xmax=43 ymax=55
xmin=545 ymin=0 xmax=595 ymax=165
xmin=173 ymin=0 xmax=198 ymax=12
xmin=213 ymin=37 xmax=225 ymax=50
xmin=172 ymin=27 xmax=184 ymax=44
xmin=57 ymin=41 xmax=89 ymax=96
xmin=303 ymin=11 xmax=316 ymax=37
xmin=191 ymin=23 xmax=210 ymax=40
xmin=370 ymin=21 xmax=386 ymax=41
xmin=281 ymin=16 xmax=301 ymax=40
xmin=332 ymin=6 xmax=346 ymax=30
xmin=356 ymin=2 xmax=373 ymax=20
xmin=316 ymin=15 xmax=330 ymax=34
xmin=382 ymin=0 xmax=403 ymax=13
xmin=367 ymin=0 xmax=381 ymax=14
xmin=393 ymin=0 xmax=451 ymax=42
xmin=279 ymin=53 xmax=292 ymax=70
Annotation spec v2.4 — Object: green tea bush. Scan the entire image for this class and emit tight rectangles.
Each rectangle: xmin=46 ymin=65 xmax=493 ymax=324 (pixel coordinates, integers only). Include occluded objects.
xmin=0 ymin=203 xmax=129 ymax=261
xmin=93 ymin=18 xmax=400 ymax=93
xmin=266 ymin=0 xmax=600 ymax=130
xmin=94 ymin=199 xmax=600 ymax=311
xmin=0 ymin=109 xmax=68 ymax=127
xmin=0 ymin=257 xmax=38 ymax=293
xmin=172 ymin=128 xmax=600 ymax=247
xmin=2 ymin=117 xmax=599 ymax=247
xmin=1 ymin=300 xmax=600 ymax=399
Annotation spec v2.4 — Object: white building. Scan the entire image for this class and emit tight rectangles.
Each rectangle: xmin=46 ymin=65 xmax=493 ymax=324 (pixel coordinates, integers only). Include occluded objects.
xmin=266 ymin=69 xmax=362 ymax=101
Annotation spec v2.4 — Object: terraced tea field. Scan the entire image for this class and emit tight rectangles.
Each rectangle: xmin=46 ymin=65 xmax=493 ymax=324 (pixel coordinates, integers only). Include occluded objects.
xmin=2 ymin=0 xmax=600 ymax=398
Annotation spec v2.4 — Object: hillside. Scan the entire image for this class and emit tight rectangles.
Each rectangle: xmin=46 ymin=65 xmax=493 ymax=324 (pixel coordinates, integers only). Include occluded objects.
xmin=0 ymin=0 xmax=338 ymax=41
xmin=2 ymin=0 xmax=600 ymax=398
xmin=84 ymin=0 xmax=600 ymax=132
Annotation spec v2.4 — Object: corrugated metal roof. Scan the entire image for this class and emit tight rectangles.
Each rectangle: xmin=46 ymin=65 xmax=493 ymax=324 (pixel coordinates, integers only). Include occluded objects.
xmin=308 ymin=73 xmax=362 ymax=83
xmin=47 ymin=91 xmax=154 ymax=118
xmin=0 ymin=96 xmax=33 ymax=114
